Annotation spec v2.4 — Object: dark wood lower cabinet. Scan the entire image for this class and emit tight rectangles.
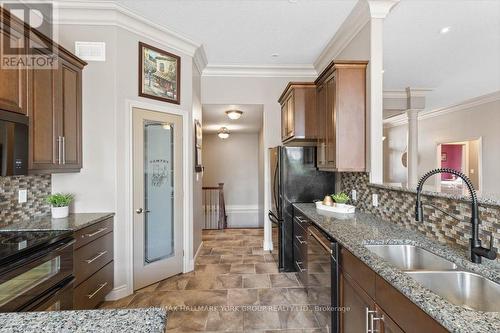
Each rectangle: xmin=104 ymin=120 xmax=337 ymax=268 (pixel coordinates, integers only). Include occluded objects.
xmin=73 ymin=217 xmax=114 ymax=309
xmin=376 ymin=305 xmax=404 ymax=333
xmin=74 ymin=262 xmax=113 ymax=310
xmin=339 ymin=247 xmax=448 ymax=333
xmin=340 ymin=269 xmax=375 ymax=333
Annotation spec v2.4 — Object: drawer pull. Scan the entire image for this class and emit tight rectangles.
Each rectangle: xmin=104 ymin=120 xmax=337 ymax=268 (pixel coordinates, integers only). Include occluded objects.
xmin=295 ymin=235 xmax=307 ymax=245
xmin=84 ymin=227 xmax=108 ymax=238
xmin=296 ymin=216 xmax=307 ymax=223
xmin=296 ymin=261 xmax=307 ymax=272
xmin=84 ymin=251 xmax=108 ymax=264
xmin=87 ymin=282 xmax=108 ymax=299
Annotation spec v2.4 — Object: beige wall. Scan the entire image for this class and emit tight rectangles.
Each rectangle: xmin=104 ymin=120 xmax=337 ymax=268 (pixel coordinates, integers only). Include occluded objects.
xmin=202 ymin=133 xmax=260 ymax=227
xmin=384 ymin=99 xmax=500 ymax=193
xmin=201 ymin=76 xmax=315 ymax=245
xmin=53 ymin=24 xmax=196 ymax=295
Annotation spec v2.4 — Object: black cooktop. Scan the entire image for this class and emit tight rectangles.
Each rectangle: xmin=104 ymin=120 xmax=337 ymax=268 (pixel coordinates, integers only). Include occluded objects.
xmin=0 ymin=229 xmax=73 ymax=266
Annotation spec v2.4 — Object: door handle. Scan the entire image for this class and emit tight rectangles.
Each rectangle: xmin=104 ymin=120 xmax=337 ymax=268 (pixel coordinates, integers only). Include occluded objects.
xmin=57 ymin=136 xmax=62 ymax=164
xmin=135 ymin=208 xmax=150 ymax=214
xmin=62 ymin=136 xmax=66 ymax=164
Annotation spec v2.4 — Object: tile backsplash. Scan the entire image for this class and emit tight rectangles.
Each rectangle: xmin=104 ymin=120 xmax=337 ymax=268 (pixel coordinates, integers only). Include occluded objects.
xmin=340 ymin=172 xmax=499 ymax=261
xmin=0 ymin=175 xmax=51 ymax=226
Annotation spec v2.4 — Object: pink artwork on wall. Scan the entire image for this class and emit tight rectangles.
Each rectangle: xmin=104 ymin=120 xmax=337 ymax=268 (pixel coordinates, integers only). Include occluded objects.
xmin=441 ymin=144 xmax=463 ymax=180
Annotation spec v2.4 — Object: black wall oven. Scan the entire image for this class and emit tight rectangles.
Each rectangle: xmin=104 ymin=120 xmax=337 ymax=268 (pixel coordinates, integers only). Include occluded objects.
xmin=0 ymin=231 xmax=75 ymax=312
xmin=0 ymin=110 xmax=28 ymax=176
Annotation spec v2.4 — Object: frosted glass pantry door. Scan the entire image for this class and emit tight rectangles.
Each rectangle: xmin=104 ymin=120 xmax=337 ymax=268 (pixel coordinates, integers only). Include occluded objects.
xmin=132 ymin=107 xmax=183 ymax=290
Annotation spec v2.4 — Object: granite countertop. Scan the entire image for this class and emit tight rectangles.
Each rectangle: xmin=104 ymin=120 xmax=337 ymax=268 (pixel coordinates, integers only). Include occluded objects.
xmin=293 ymin=203 xmax=500 ymax=333
xmin=0 ymin=308 xmax=166 ymax=333
xmin=0 ymin=213 xmax=114 ymax=232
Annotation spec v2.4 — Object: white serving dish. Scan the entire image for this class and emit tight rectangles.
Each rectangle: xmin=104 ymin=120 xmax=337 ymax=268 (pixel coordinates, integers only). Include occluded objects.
xmin=315 ymin=201 xmax=356 ymax=214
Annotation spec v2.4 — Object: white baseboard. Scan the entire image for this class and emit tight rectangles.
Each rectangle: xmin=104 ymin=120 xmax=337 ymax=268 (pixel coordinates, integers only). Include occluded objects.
xmin=185 ymin=241 xmax=203 ymax=272
xmin=105 ymin=284 xmax=132 ymax=301
xmin=226 ymin=205 xmax=260 ymax=228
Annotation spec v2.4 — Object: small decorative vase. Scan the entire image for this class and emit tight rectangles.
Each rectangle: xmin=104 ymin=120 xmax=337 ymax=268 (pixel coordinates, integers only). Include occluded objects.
xmin=51 ymin=206 xmax=69 ymax=219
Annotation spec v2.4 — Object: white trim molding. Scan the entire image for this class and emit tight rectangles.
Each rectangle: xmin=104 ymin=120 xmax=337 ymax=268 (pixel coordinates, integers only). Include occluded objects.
xmin=384 ymin=91 xmax=500 ymax=128
xmin=225 ymin=205 xmax=261 ymax=228
xmin=52 ymin=0 xmax=204 ymax=61
xmin=105 ymin=284 xmax=129 ymax=301
xmin=202 ymin=64 xmax=317 ymax=78
xmin=123 ymin=99 xmax=193 ymax=296
xmin=367 ymin=0 xmax=400 ymax=19
xmin=314 ymin=0 xmax=370 ymax=73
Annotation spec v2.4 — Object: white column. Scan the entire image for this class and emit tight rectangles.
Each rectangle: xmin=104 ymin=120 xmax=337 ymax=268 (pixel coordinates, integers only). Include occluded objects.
xmin=367 ymin=0 xmax=400 ymax=184
xmin=369 ymin=17 xmax=385 ymax=184
xmin=406 ymin=109 xmax=419 ymax=185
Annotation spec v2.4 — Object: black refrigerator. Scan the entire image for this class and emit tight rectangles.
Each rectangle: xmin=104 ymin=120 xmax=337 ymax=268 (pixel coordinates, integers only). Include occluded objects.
xmin=268 ymin=146 xmax=336 ymax=272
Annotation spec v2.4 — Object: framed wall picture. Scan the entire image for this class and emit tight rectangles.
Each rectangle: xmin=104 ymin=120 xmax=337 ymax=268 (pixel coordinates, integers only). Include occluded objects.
xmin=194 ymin=120 xmax=203 ymax=172
xmin=139 ymin=42 xmax=181 ymax=104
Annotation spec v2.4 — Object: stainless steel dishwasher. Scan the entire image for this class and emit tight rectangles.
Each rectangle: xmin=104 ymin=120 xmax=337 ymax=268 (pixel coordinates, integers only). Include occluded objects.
xmin=307 ymin=224 xmax=339 ymax=333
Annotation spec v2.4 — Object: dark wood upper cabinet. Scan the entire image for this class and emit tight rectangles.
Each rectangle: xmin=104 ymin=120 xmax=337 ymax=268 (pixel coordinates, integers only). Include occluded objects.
xmin=0 ymin=21 xmax=28 ymax=115
xmin=1 ymin=8 xmax=86 ymax=173
xmin=315 ymin=61 xmax=368 ymax=172
xmin=278 ymin=82 xmax=317 ymax=144
xmin=57 ymin=57 xmax=83 ymax=170
xmin=28 ymin=49 xmax=58 ymax=170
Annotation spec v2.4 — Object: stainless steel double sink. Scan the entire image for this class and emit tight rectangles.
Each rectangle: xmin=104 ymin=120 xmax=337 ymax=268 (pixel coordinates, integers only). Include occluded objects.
xmin=365 ymin=244 xmax=500 ymax=312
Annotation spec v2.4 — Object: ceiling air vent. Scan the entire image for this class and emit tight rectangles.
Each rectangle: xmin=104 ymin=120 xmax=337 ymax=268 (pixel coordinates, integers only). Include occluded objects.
xmin=75 ymin=41 xmax=106 ymax=62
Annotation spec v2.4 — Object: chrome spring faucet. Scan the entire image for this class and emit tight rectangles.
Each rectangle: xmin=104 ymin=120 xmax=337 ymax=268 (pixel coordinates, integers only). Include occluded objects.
xmin=415 ymin=168 xmax=497 ymax=263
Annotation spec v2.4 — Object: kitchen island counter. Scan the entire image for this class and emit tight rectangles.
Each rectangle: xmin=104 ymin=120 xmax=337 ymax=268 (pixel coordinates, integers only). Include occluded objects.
xmin=0 ymin=307 xmax=166 ymax=333
xmin=293 ymin=203 xmax=500 ymax=333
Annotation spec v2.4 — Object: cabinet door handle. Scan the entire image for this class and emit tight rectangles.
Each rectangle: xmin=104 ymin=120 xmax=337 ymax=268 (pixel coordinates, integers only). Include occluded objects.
xmin=295 ymin=261 xmax=307 ymax=272
xmin=62 ymin=136 xmax=66 ymax=164
xmin=57 ymin=136 xmax=62 ymax=164
xmin=295 ymin=235 xmax=307 ymax=245
xmin=84 ymin=251 xmax=108 ymax=264
xmin=366 ymin=308 xmax=382 ymax=333
xmin=83 ymin=227 xmax=108 ymax=238
xmin=87 ymin=282 xmax=108 ymax=299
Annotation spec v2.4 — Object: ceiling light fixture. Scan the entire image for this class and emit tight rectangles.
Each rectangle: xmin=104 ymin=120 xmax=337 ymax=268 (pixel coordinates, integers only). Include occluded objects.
xmin=440 ymin=26 xmax=451 ymax=34
xmin=218 ymin=127 xmax=230 ymax=139
xmin=225 ymin=110 xmax=243 ymax=120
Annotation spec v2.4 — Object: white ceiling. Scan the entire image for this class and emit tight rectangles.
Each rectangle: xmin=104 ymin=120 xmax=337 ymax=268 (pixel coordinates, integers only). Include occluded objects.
xmin=202 ymin=104 xmax=263 ymax=134
xmin=115 ymin=0 xmax=357 ymax=65
xmin=383 ymin=0 xmax=500 ymax=111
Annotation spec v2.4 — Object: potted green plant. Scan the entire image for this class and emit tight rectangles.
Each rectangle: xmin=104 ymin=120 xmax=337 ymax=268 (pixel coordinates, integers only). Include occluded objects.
xmin=331 ymin=192 xmax=350 ymax=206
xmin=46 ymin=193 xmax=74 ymax=219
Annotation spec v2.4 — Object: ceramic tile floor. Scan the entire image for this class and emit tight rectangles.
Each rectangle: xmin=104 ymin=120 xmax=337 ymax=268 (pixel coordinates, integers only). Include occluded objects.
xmin=101 ymin=229 xmax=328 ymax=332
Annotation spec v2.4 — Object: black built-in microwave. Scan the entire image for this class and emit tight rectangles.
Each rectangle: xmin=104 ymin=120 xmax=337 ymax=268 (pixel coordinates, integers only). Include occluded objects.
xmin=0 ymin=110 xmax=28 ymax=176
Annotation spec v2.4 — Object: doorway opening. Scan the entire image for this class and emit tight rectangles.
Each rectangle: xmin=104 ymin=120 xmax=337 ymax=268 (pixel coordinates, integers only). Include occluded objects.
xmin=201 ymin=104 xmax=264 ymax=229
xmin=436 ymin=138 xmax=482 ymax=192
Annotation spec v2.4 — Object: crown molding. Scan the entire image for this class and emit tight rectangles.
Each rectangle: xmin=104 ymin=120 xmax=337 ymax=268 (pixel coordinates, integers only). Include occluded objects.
xmin=383 ymin=88 xmax=432 ymax=99
xmin=202 ymin=64 xmax=318 ymax=78
xmin=50 ymin=0 xmax=204 ymax=62
xmin=313 ymin=0 xmax=370 ymax=73
xmin=193 ymin=46 xmax=208 ymax=74
xmin=384 ymin=91 xmax=500 ymax=128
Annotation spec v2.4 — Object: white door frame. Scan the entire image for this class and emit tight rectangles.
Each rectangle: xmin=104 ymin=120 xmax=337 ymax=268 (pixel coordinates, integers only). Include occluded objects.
xmin=124 ymin=99 xmax=192 ymax=295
